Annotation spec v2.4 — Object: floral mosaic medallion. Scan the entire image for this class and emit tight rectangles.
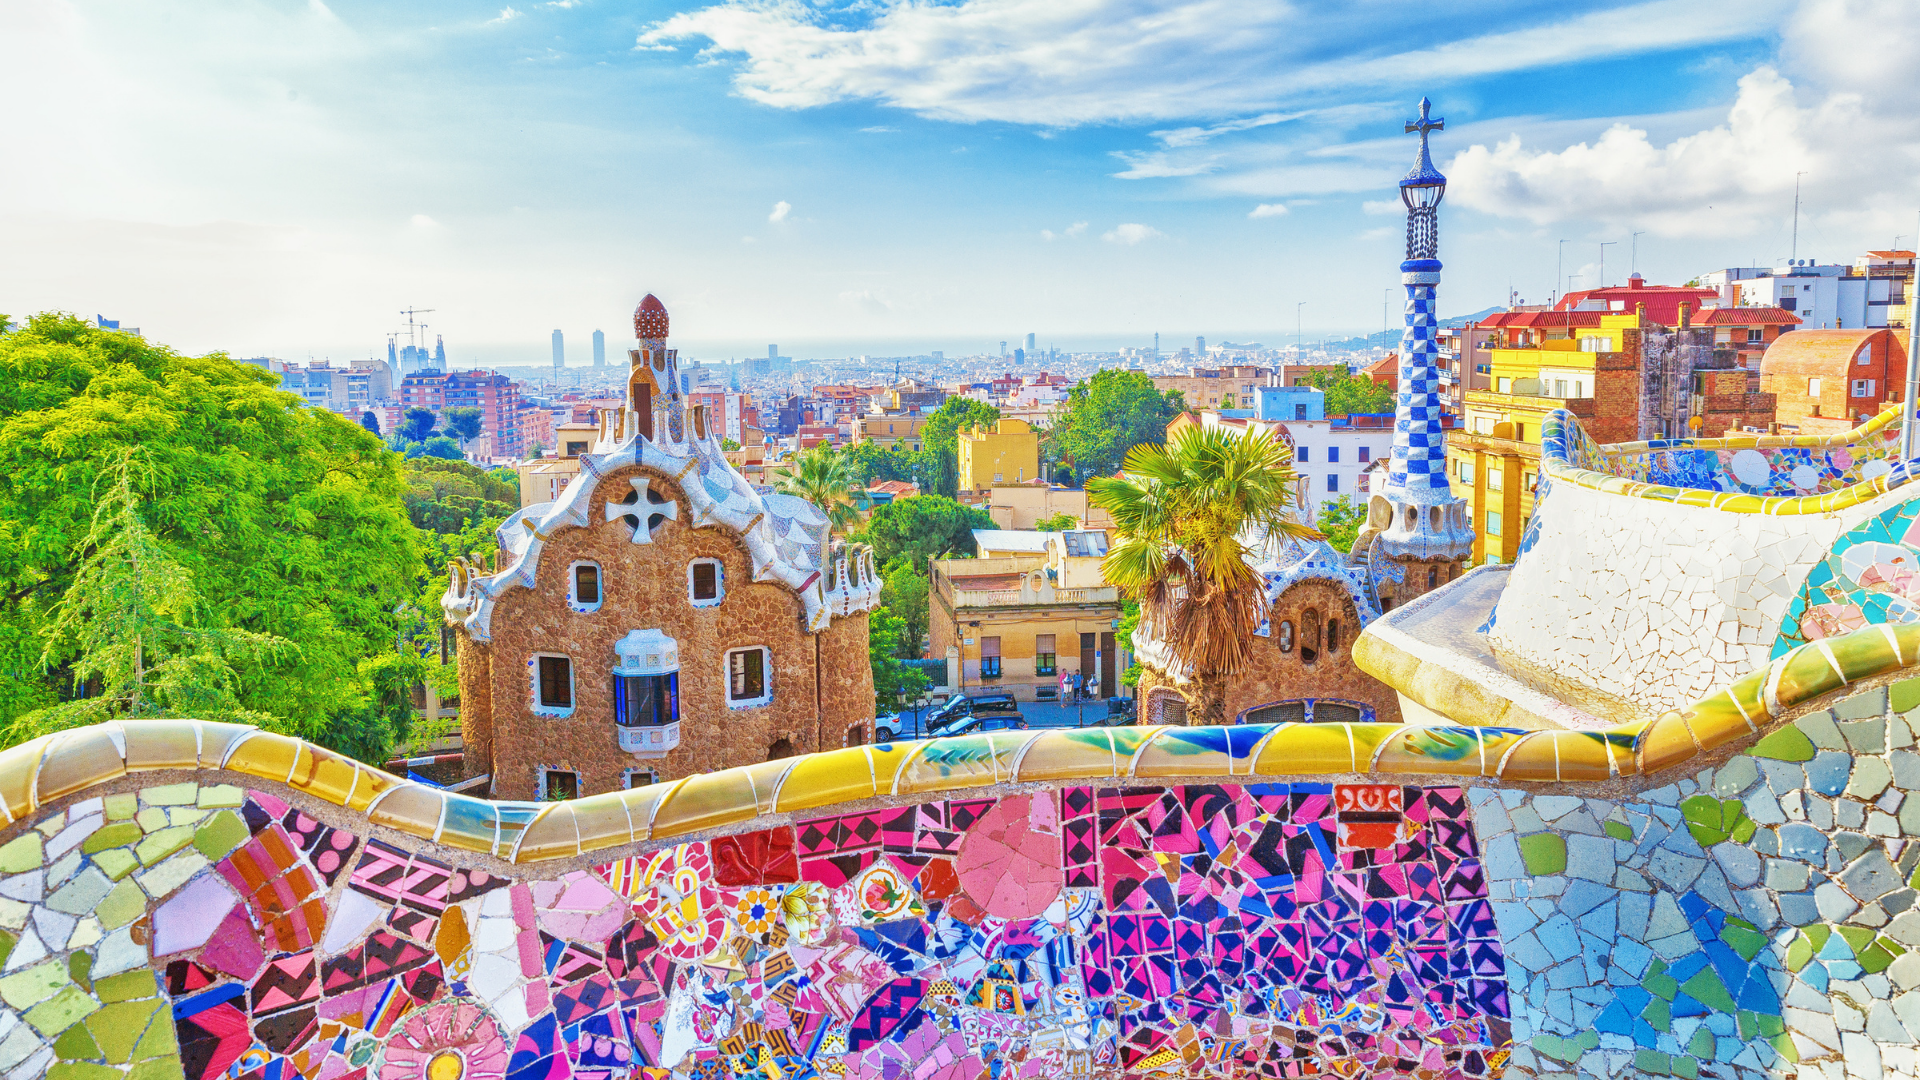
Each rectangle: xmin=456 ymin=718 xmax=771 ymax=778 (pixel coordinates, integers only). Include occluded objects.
xmin=377 ymin=998 xmax=510 ymax=1080
xmin=1777 ymin=496 xmax=1920 ymax=655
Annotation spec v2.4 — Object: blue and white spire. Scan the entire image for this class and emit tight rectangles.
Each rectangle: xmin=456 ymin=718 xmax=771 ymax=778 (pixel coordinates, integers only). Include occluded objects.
xmin=1375 ymin=97 xmax=1474 ymax=562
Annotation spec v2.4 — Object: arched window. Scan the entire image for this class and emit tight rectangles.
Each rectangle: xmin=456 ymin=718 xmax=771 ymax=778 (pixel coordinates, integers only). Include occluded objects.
xmin=1300 ymin=609 xmax=1322 ymax=664
xmin=569 ymin=562 xmax=602 ymax=612
xmin=1277 ymin=621 xmax=1295 ymax=653
xmin=1326 ymin=618 xmax=1340 ymax=653
xmin=1427 ymin=567 xmax=1438 ymax=590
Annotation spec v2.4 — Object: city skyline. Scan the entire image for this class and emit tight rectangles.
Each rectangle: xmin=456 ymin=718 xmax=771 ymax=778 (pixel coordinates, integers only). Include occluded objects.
xmin=3 ymin=0 xmax=1916 ymax=362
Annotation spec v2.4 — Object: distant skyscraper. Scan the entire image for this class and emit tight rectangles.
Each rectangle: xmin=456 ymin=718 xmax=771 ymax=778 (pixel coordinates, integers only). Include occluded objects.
xmin=593 ymin=330 xmax=605 ymax=367
xmin=1196 ymin=335 xmax=1206 ymax=354
xmin=387 ymin=338 xmax=398 ymax=371
xmin=1000 ymin=341 xmax=1008 ymax=356
xmin=552 ymin=330 xmax=564 ymax=369
xmin=433 ymin=335 xmax=446 ymax=369
xmin=1014 ymin=348 xmax=1026 ymax=364
xmin=1025 ymin=333 xmax=1036 ymax=353
xmin=1153 ymin=332 xmax=1160 ymax=357
xmin=769 ymin=345 xmax=779 ymax=360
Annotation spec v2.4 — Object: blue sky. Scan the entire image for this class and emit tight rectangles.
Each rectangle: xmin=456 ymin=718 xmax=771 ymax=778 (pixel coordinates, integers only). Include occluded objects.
xmin=2 ymin=0 xmax=1916 ymax=365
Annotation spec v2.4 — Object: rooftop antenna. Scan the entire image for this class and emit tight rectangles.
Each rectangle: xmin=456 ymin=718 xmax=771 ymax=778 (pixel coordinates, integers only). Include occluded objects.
xmin=1791 ymin=172 xmax=1806 ymax=262
xmin=1557 ymin=239 xmax=1567 ymax=306
xmin=1631 ymin=230 xmax=1646 ymax=274
xmin=1599 ymin=241 xmax=1616 ymax=290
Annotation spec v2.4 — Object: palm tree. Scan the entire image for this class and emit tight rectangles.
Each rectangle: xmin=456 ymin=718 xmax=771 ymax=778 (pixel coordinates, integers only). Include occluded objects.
xmin=775 ymin=443 xmax=862 ymax=535
xmin=1088 ymin=425 xmax=1317 ymax=726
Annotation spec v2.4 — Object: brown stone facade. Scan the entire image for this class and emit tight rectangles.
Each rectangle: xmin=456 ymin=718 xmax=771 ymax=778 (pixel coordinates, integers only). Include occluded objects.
xmin=1135 ymin=578 xmax=1403 ymax=727
xmin=457 ymin=462 xmax=874 ymax=799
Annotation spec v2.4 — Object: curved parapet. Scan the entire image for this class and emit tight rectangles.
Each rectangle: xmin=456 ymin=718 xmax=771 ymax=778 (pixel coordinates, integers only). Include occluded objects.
xmin=11 ymin=621 xmax=1920 ymax=1080
xmin=1484 ymin=405 xmax=1920 ymax=719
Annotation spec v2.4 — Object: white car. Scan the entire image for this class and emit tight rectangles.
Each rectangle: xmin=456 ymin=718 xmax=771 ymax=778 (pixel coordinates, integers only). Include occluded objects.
xmin=874 ymin=712 xmax=901 ymax=742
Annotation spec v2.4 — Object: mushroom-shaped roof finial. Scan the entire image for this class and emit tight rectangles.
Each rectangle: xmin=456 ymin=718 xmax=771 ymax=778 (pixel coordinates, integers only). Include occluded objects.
xmin=635 ymin=294 xmax=669 ymax=341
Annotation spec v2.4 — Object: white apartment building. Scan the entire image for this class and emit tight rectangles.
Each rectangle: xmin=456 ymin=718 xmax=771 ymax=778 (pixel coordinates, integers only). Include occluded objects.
xmin=1698 ymin=251 xmax=1913 ymax=330
xmin=1194 ymin=413 xmax=1387 ymax=525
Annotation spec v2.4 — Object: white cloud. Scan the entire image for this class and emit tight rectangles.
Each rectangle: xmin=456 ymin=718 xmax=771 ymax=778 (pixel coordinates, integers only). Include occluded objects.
xmin=1361 ymin=199 xmax=1401 ymax=215
xmin=1103 ymin=223 xmax=1162 ymax=245
xmin=1040 ymin=221 xmax=1089 ymax=240
xmin=1153 ymin=112 xmax=1304 ymax=149
xmin=637 ymin=0 xmax=1792 ymax=126
xmin=1445 ymin=0 xmax=1920 ymax=239
xmin=1248 ymin=203 xmax=1288 ymax=219
xmin=768 ymin=199 xmax=791 ymax=222
xmin=839 ymin=289 xmax=894 ymax=314
xmin=860 ymin=125 xmax=896 ymax=133
xmin=487 ymin=6 xmax=522 ymax=24
xmin=1109 ymin=150 xmax=1217 ymax=180
xmin=408 ymin=213 xmax=441 ymax=229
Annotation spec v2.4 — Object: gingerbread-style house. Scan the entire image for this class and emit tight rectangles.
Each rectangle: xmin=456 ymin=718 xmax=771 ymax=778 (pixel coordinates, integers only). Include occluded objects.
xmin=443 ymin=295 xmax=881 ymax=799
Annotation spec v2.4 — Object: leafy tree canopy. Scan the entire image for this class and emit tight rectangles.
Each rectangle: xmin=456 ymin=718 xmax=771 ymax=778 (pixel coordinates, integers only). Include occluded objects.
xmin=402 ymin=458 xmax=518 ymax=535
xmin=868 ymin=605 xmax=929 ymax=716
xmin=417 ymin=436 xmax=463 ymax=461
xmin=1307 ymin=370 xmax=1394 ymax=418
xmin=442 ymin=406 xmax=483 ymax=444
xmin=844 ymin=441 xmax=917 ymax=485
xmin=919 ymin=397 xmax=1001 ymax=456
xmin=855 ymin=495 xmax=993 ymax=572
xmin=879 ymin=561 xmax=929 ymax=661
xmin=0 ymin=313 xmax=422 ymax=755
xmin=1046 ymin=370 xmax=1184 ymax=484
xmin=1314 ymin=495 xmax=1367 ymax=555
xmin=398 ymin=407 xmax=438 ymax=444
xmin=1033 ymin=512 xmax=1078 ymax=532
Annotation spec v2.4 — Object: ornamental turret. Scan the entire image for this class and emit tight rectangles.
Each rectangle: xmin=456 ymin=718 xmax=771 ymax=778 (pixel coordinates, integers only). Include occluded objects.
xmin=1359 ymin=98 xmax=1474 ymax=606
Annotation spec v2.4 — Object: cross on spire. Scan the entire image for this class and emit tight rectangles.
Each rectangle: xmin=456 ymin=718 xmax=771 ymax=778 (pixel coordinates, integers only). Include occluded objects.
xmin=1405 ymin=97 xmax=1443 ymax=148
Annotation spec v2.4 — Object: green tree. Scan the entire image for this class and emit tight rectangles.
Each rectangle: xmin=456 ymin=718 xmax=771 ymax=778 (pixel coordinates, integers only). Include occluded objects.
xmin=402 ymin=458 xmax=518 ymax=534
xmin=845 ymin=441 xmax=917 ymax=485
xmin=856 ymin=495 xmax=993 ymax=571
xmin=919 ymin=397 xmax=1001 ymax=456
xmin=1314 ymin=495 xmax=1367 ymax=554
xmin=721 ymin=436 xmax=742 ymax=451
xmin=1046 ymin=370 xmax=1185 ymax=484
xmin=398 ymin=407 xmax=438 ymax=443
xmin=774 ymin=443 xmax=861 ymax=534
xmin=868 ymin=605 xmax=930 ymax=718
xmin=1117 ymin=598 xmax=1143 ymax=688
xmin=442 ymin=406 xmax=483 ymax=446
xmin=420 ymin=436 xmax=464 ymax=461
xmin=1308 ymin=371 xmax=1394 ymax=417
xmin=1089 ymin=425 xmax=1317 ymax=725
xmin=0 ymin=313 xmax=422 ymax=758
xmin=360 ymin=411 xmax=381 ymax=436
xmin=1033 ymin=512 xmax=1078 ymax=532
xmin=880 ymin=562 xmax=930 ymax=659
xmin=13 ymin=454 xmax=297 ymax=742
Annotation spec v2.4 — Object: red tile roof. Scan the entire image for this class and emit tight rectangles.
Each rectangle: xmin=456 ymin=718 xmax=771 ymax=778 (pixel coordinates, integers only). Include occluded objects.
xmin=1554 ymin=283 xmax=1717 ymax=323
xmin=1691 ymin=307 xmax=1802 ymax=326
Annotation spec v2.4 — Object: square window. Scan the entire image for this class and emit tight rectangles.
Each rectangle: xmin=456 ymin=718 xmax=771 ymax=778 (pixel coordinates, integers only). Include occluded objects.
xmin=690 ymin=559 xmax=722 ymax=605
xmin=1359 ymin=446 xmax=1371 ymax=461
xmin=980 ymin=636 xmax=1001 ymax=678
xmin=1327 ymin=446 xmax=1340 ymax=463
xmin=624 ymin=768 xmax=657 ymax=789
xmin=540 ymin=769 xmax=579 ymax=800
xmin=1035 ymin=634 xmax=1056 ymax=676
xmin=536 ymin=655 xmax=573 ymax=712
xmin=1486 ymin=510 xmax=1503 ymax=536
xmin=728 ymin=647 xmax=772 ymax=707
xmin=1325 ymin=474 xmax=1339 ymax=492
xmin=1297 ymin=446 xmax=1310 ymax=463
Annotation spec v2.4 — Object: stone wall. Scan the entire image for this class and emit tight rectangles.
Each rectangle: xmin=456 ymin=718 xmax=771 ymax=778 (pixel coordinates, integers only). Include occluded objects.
xmin=467 ymin=462 xmax=870 ymax=798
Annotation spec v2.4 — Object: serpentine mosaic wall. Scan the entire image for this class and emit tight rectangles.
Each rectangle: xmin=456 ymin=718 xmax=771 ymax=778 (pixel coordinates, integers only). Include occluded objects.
xmin=7 ymin=642 xmax=1920 ymax=1080
xmin=1548 ymin=406 xmax=1904 ymax=500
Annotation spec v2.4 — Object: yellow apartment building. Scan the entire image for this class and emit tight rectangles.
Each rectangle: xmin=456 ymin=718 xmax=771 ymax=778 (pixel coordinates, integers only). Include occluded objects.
xmin=928 ymin=529 xmax=1127 ymax=702
xmin=1447 ymin=312 xmax=1643 ymax=564
xmin=956 ymin=418 xmax=1040 ymax=493
xmin=853 ymin=413 xmax=930 ymax=451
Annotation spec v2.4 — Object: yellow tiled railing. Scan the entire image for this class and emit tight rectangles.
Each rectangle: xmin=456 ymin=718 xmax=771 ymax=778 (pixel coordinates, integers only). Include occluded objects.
xmin=4 ymin=621 xmax=1917 ymax=865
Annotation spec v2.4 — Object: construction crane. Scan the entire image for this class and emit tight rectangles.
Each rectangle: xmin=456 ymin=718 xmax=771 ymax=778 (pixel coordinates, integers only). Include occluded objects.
xmin=400 ymin=307 xmax=435 ymax=351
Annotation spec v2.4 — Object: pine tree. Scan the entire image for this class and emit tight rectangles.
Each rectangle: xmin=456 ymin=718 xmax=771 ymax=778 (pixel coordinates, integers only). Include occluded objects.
xmin=14 ymin=453 xmax=295 ymax=742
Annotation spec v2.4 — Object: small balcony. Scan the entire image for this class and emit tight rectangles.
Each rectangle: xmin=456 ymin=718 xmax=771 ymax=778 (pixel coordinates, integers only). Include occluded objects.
xmin=934 ymin=556 xmax=1120 ymax=610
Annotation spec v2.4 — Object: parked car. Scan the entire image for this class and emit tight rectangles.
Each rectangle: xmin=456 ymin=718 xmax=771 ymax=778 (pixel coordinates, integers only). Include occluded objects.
xmin=929 ymin=713 xmax=1029 ymax=738
xmin=873 ymin=712 xmax=902 ymax=742
xmin=924 ymin=692 xmax=1021 ymax=730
